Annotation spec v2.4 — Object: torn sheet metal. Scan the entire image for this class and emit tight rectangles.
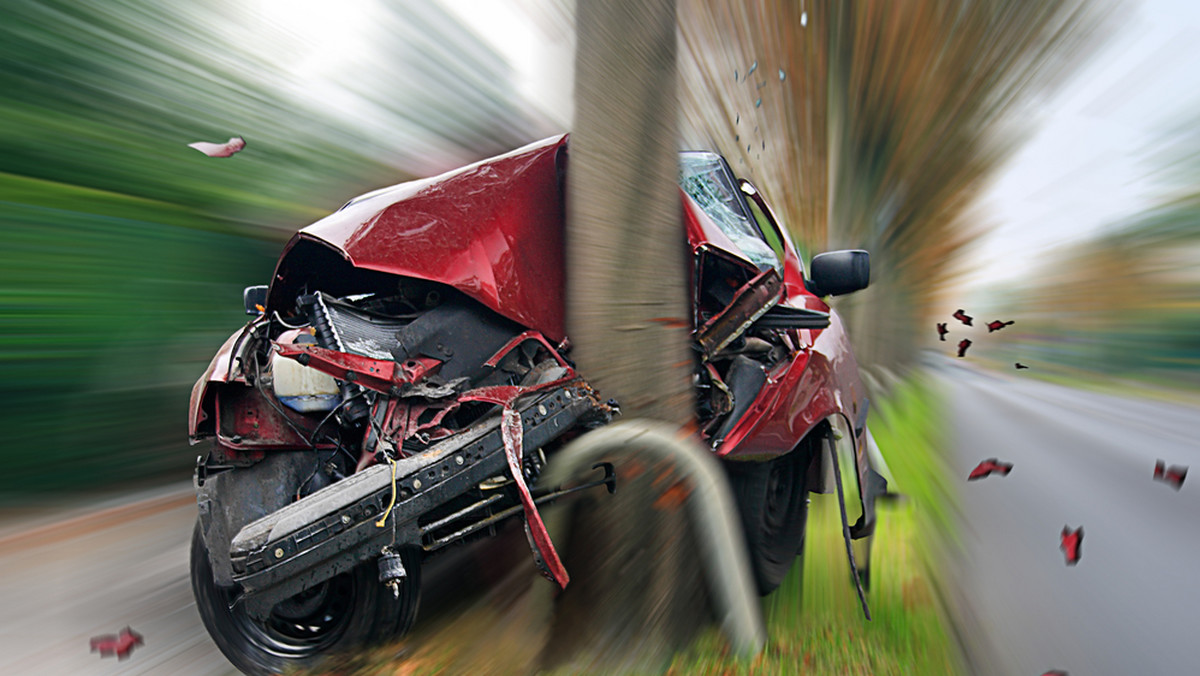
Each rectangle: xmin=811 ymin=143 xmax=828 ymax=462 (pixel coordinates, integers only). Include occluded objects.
xmin=695 ymin=268 xmax=782 ymax=359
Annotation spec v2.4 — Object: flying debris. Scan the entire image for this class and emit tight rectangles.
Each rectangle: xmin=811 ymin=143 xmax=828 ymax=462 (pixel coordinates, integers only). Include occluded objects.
xmin=90 ymin=627 xmax=144 ymax=661
xmin=755 ymin=97 xmax=762 ymax=108
xmin=1060 ymin=526 xmax=1083 ymax=566
xmin=952 ymin=309 xmax=973 ymax=326
xmin=1015 ymin=363 xmax=1030 ymax=370
xmin=956 ymin=338 xmax=971 ymax=358
xmin=746 ymin=60 xmax=757 ymax=78
xmin=968 ymin=458 xmax=1013 ymax=481
xmin=987 ymin=320 xmax=1015 ymax=332
xmin=1153 ymin=460 xmax=1187 ymax=490
xmin=778 ymin=68 xmax=786 ymax=81
xmin=937 ymin=322 xmax=948 ymax=341
xmin=187 ymin=136 xmax=245 ymax=158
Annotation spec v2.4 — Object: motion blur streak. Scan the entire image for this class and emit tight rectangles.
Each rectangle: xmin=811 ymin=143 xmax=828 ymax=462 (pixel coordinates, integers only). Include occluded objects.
xmin=0 ymin=0 xmax=559 ymax=495
xmin=677 ymin=1 xmax=1108 ymax=373
xmin=977 ymin=114 xmax=1200 ymax=387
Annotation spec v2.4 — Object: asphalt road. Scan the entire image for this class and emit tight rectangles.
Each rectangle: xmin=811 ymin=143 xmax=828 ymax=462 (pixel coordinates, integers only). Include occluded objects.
xmin=0 ymin=484 xmax=236 ymax=676
xmin=0 ymin=480 xmax=528 ymax=676
xmin=933 ymin=360 xmax=1200 ymax=676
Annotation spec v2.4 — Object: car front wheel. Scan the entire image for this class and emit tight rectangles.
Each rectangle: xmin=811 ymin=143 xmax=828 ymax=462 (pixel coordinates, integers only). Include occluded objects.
xmin=190 ymin=520 xmax=420 ymax=676
xmin=727 ymin=448 xmax=813 ymax=595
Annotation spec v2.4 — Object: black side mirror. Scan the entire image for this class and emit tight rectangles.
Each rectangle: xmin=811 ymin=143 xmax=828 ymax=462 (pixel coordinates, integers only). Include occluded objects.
xmin=243 ymin=285 xmax=268 ymax=315
xmin=808 ymin=250 xmax=870 ymax=297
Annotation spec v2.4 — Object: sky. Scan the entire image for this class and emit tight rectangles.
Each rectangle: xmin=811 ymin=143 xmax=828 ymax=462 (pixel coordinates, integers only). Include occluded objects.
xmin=965 ymin=0 xmax=1200 ymax=293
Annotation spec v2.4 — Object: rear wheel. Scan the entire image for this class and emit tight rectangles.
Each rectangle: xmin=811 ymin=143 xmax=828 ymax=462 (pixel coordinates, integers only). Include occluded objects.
xmin=728 ymin=449 xmax=812 ymax=595
xmin=190 ymin=521 xmax=419 ymax=676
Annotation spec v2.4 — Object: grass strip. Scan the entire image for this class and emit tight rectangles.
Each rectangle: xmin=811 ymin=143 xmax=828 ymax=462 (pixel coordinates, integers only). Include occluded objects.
xmin=668 ymin=374 xmax=963 ymax=675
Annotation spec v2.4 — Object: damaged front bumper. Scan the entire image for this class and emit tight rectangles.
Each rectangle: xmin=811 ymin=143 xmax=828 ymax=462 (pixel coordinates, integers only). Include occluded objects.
xmin=224 ymin=379 xmax=612 ymax=621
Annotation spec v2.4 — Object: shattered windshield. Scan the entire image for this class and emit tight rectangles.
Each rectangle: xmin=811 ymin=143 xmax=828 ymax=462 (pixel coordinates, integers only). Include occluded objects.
xmin=679 ymin=153 xmax=779 ymax=272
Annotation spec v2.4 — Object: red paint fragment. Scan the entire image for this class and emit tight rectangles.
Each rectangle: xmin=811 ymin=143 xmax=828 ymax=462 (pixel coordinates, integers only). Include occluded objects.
xmin=90 ymin=627 xmax=143 ymax=661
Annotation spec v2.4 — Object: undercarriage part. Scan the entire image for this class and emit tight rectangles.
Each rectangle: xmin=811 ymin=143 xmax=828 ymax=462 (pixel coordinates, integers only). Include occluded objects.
xmin=825 ymin=432 xmax=871 ymax=621
xmin=377 ymin=547 xmax=407 ymax=598
xmin=419 ymin=463 xmax=614 ymax=550
xmin=226 ymin=380 xmax=611 ymax=621
xmin=536 ymin=420 xmax=765 ymax=659
xmin=712 ymin=355 xmax=768 ymax=447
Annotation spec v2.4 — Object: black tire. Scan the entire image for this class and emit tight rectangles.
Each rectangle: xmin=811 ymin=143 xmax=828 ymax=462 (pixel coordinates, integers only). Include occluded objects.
xmin=727 ymin=449 xmax=812 ymax=595
xmin=190 ymin=521 xmax=420 ymax=676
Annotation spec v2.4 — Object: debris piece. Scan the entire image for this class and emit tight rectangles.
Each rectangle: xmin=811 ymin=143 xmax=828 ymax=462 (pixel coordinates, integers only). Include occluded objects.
xmin=90 ymin=627 xmax=143 ymax=661
xmin=187 ymin=136 xmax=245 ymax=158
xmin=968 ymin=458 xmax=1013 ymax=481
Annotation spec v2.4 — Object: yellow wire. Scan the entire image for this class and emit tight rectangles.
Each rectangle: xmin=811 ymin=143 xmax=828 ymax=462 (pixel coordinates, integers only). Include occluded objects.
xmin=375 ymin=454 xmax=398 ymax=528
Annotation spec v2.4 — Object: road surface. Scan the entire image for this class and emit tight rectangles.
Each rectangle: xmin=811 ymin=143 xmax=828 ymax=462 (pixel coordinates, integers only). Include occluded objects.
xmin=935 ymin=360 xmax=1200 ymax=676
xmin=0 ymin=484 xmax=235 ymax=675
xmin=0 ymin=480 xmax=531 ymax=676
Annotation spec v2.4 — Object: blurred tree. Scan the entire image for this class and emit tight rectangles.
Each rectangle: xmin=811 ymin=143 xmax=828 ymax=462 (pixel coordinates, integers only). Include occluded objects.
xmin=677 ymin=0 xmax=1106 ymax=377
xmin=827 ymin=1 xmax=1105 ymax=372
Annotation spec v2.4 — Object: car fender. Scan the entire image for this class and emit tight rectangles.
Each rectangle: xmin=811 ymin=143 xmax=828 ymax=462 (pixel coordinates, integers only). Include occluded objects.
xmin=188 ymin=322 xmax=257 ymax=441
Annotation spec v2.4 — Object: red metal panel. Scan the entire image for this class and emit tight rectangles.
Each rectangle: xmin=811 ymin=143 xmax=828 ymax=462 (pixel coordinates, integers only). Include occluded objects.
xmin=716 ymin=308 xmax=865 ymax=461
xmin=188 ymin=326 xmax=247 ymax=439
xmin=277 ymin=135 xmax=570 ymax=340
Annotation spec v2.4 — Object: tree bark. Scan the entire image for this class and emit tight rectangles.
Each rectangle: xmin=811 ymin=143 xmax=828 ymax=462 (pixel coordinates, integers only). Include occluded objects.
xmin=566 ymin=0 xmax=691 ymax=425
xmin=548 ymin=1 xmax=708 ymax=671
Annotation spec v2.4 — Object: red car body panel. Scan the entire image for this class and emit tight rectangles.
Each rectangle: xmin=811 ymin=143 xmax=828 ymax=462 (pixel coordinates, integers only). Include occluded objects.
xmin=716 ymin=309 xmax=863 ymax=460
xmin=269 ymin=135 xmax=571 ymax=342
xmin=188 ymin=326 xmax=244 ymax=439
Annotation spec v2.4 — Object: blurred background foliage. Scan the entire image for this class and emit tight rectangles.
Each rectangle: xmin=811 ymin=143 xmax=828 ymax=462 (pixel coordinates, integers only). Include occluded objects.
xmin=3 ymin=0 xmax=1189 ymax=495
xmin=980 ymin=112 xmax=1200 ymax=385
xmin=0 ymin=0 xmax=555 ymax=495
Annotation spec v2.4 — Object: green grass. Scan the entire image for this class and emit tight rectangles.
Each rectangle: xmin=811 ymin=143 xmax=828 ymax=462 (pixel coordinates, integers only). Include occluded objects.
xmin=667 ymin=375 xmax=964 ymax=675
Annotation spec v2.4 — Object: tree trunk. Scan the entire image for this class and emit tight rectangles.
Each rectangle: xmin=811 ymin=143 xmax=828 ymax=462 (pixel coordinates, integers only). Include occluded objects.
xmin=566 ymin=0 xmax=691 ymax=424
xmin=548 ymin=0 xmax=708 ymax=671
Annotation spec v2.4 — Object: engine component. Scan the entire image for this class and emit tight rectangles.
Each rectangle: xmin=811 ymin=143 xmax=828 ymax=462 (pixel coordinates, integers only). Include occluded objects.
xmin=298 ymin=293 xmax=369 ymax=421
xmin=270 ymin=336 xmax=340 ymax=413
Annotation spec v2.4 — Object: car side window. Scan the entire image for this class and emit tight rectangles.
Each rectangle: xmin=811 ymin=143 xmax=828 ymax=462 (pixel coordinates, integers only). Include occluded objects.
xmin=679 ymin=153 xmax=780 ymax=273
xmin=744 ymin=197 xmax=786 ymax=267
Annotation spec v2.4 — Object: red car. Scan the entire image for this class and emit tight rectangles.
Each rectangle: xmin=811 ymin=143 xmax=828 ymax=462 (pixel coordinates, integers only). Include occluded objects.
xmin=188 ymin=135 xmax=888 ymax=675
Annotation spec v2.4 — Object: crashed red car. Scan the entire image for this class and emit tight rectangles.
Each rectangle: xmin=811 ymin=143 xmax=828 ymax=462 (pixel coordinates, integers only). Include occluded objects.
xmin=188 ymin=135 xmax=889 ymax=675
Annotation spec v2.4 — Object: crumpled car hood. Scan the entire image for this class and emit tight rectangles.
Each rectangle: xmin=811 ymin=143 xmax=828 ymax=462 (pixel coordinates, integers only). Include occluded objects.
xmin=276 ymin=135 xmax=570 ymax=340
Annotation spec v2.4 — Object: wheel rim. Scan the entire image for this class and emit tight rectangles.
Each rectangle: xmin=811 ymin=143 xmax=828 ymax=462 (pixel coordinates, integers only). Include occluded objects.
xmin=224 ymin=574 xmax=358 ymax=659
